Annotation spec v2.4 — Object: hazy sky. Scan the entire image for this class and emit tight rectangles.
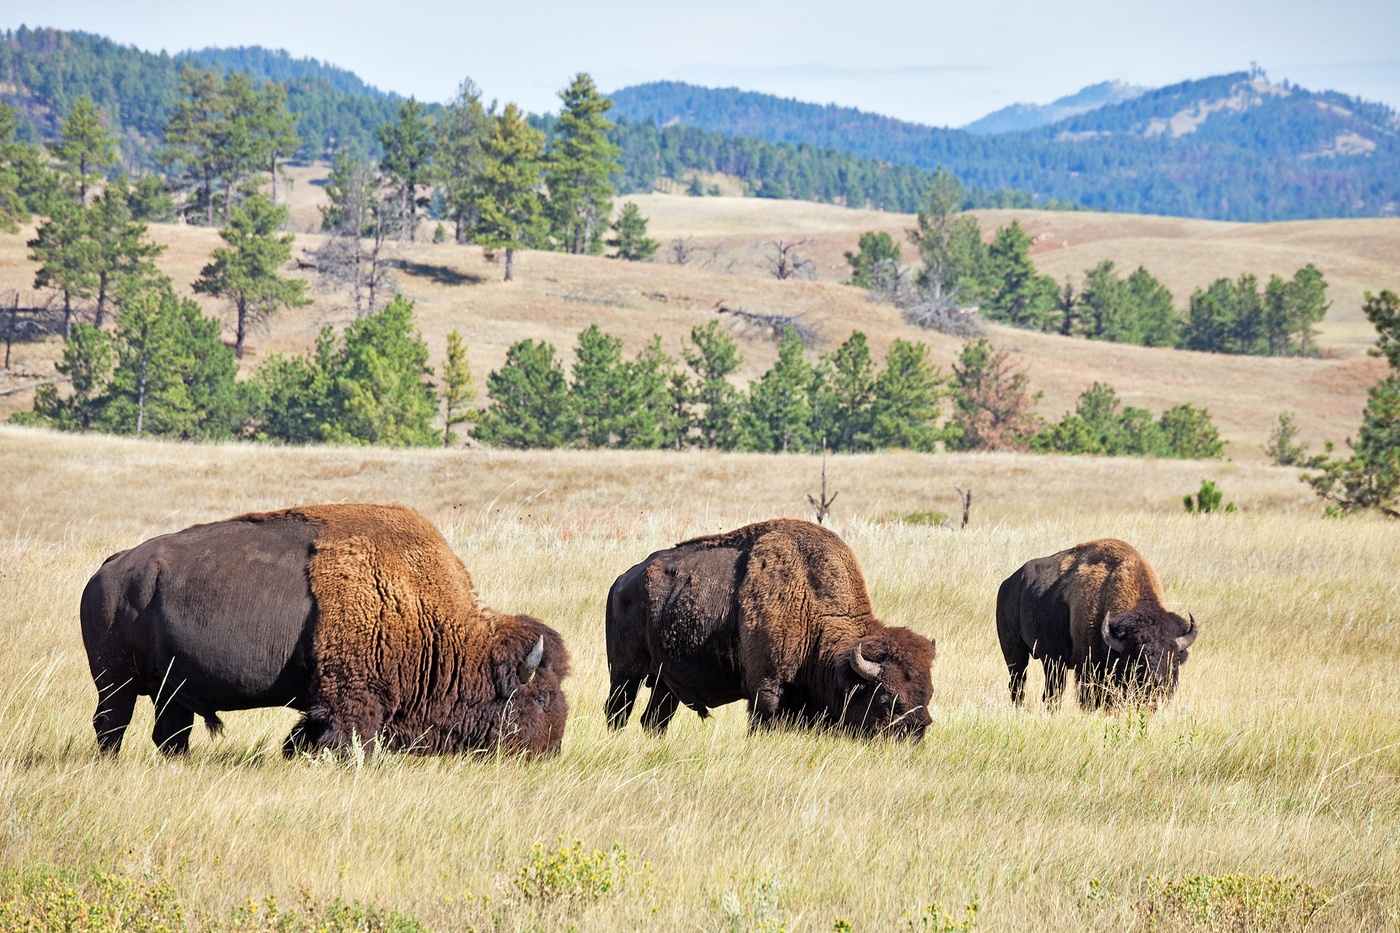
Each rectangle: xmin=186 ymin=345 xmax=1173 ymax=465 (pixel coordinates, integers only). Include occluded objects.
xmin=7 ymin=0 xmax=1399 ymax=126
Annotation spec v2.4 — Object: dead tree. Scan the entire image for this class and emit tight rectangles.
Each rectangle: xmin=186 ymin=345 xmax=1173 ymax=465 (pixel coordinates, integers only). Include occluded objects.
xmin=764 ymin=239 xmax=817 ymax=281
xmin=952 ymin=486 xmax=972 ymax=529
xmin=670 ymin=237 xmax=695 ymax=265
xmin=715 ymin=301 xmax=822 ymax=347
xmin=807 ymin=445 xmax=837 ymax=525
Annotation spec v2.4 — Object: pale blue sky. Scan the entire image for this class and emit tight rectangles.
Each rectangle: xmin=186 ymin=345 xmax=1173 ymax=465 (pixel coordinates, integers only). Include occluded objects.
xmin=6 ymin=0 xmax=1399 ymax=126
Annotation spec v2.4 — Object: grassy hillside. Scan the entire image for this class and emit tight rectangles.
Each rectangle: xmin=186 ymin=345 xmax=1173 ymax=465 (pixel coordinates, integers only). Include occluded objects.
xmin=0 ymin=428 xmax=1396 ymax=930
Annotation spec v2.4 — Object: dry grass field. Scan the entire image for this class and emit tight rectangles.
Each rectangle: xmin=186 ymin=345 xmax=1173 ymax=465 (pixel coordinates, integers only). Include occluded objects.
xmin=2 ymin=178 xmax=1398 ymax=459
xmin=1 ymin=426 xmax=1397 ymax=931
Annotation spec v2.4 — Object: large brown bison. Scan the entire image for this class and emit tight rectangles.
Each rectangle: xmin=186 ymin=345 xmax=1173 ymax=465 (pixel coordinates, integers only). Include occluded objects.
xmin=996 ymin=538 xmax=1198 ymax=708
xmin=80 ymin=504 xmax=570 ymax=757
xmin=605 ymin=519 xmax=935 ymax=739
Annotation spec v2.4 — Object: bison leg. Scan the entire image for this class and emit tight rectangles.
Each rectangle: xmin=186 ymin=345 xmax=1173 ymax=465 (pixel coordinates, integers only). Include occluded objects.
xmin=1042 ymin=659 xmax=1068 ymax=710
xmin=92 ymin=678 xmax=139 ymax=755
xmin=639 ymin=681 xmax=681 ymax=734
xmin=604 ymin=675 xmax=643 ymax=731
xmin=151 ymin=699 xmax=196 ymax=755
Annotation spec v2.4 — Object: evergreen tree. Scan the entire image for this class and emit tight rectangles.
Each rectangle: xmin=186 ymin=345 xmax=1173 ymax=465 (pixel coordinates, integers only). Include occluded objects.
xmin=319 ymin=294 xmax=438 ymax=446
xmin=1284 ymin=264 xmax=1329 ymax=357
xmin=869 ymin=338 xmax=950 ymax=451
xmin=87 ymin=180 xmax=166 ymax=327
xmin=16 ymin=322 xmax=114 ymax=431
xmin=474 ymin=103 xmax=545 ymax=282
xmin=1183 ymin=278 xmax=1237 ymax=353
xmin=377 ymin=97 xmax=434 ymax=241
xmin=1157 ymin=403 xmax=1224 ymax=459
xmin=607 ymin=201 xmax=659 ymax=261
xmin=98 ymin=279 xmax=241 ymax=439
xmin=474 ymin=339 xmax=573 ymax=448
xmin=545 ymin=73 xmax=622 ymax=255
xmin=1306 ymin=289 xmax=1400 ymax=517
xmin=52 ymin=95 xmax=119 ymax=204
xmin=681 ymin=320 xmax=746 ymax=450
xmin=194 ymin=194 xmax=309 ymax=359
xmin=254 ymin=79 xmax=301 ymax=209
xmin=0 ymin=103 xmax=26 ymax=231
xmin=1079 ymin=260 xmax=1125 ymax=341
xmin=244 ymin=349 xmax=330 ymax=444
xmin=435 ymin=79 xmax=493 ymax=244
xmin=161 ymin=66 xmax=224 ymax=226
xmin=28 ymin=200 xmax=95 ymax=340
xmin=907 ymin=169 xmax=986 ymax=306
xmin=1053 ymin=277 xmax=1079 ymax=336
xmin=815 ymin=330 xmax=877 ymax=452
xmin=983 ymin=220 xmax=1056 ymax=329
xmin=621 ymin=336 xmax=687 ymax=449
xmin=570 ymin=324 xmax=629 ymax=447
xmin=948 ymin=338 xmax=1041 ymax=451
xmin=746 ymin=327 xmax=815 ymax=453
xmin=1125 ymin=265 xmax=1180 ymax=347
xmin=844 ymin=231 xmax=901 ymax=289
xmin=440 ymin=328 xmax=477 ymax=447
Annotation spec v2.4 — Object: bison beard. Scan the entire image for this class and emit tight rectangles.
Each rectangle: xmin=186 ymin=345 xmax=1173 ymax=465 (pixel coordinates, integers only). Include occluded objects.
xmin=79 ymin=504 xmax=570 ymax=757
xmin=605 ymin=519 xmax=935 ymax=739
xmin=995 ymin=538 xmax=1198 ymax=709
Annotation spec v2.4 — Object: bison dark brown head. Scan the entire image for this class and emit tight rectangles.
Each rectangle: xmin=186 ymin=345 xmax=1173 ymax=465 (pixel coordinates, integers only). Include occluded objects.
xmin=837 ymin=627 xmax=936 ymax=740
xmin=1100 ymin=606 xmax=1198 ymax=705
xmin=486 ymin=618 xmax=571 ymax=755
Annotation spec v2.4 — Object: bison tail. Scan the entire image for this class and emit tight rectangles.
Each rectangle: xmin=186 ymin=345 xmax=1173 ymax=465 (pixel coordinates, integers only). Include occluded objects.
xmin=203 ymin=713 xmax=225 ymax=736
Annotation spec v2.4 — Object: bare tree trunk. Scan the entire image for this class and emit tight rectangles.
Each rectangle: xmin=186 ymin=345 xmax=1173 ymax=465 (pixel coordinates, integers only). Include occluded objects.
xmin=235 ymin=298 xmax=247 ymax=359
xmin=135 ymin=352 xmax=148 ymax=438
xmin=205 ymin=170 xmax=215 ymax=227
xmin=504 ymin=247 xmax=514 ymax=282
xmin=63 ymin=290 xmax=72 ymax=341
xmin=269 ymin=154 xmax=277 ymax=208
xmin=5 ymin=291 xmax=17 ymax=369
xmin=95 ymin=272 xmax=108 ymax=329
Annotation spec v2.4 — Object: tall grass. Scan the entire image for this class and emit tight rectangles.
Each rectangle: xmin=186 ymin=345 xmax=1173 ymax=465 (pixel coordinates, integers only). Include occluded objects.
xmin=0 ymin=430 xmax=1396 ymax=930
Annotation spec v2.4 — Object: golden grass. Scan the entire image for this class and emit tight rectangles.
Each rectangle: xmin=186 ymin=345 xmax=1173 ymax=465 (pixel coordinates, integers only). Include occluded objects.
xmin=1 ymin=428 xmax=1397 ymax=930
xmin=2 ymin=178 xmax=1398 ymax=461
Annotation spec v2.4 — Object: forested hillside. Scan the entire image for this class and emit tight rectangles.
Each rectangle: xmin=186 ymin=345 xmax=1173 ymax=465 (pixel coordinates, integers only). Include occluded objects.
xmin=609 ymin=75 xmax=1400 ymax=221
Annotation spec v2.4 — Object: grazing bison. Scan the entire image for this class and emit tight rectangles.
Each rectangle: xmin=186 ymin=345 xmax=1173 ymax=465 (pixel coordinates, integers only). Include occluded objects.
xmin=80 ymin=504 xmax=570 ymax=757
xmin=995 ymin=538 xmax=1198 ymax=709
xmin=605 ymin=519 xmax=935 ymax=739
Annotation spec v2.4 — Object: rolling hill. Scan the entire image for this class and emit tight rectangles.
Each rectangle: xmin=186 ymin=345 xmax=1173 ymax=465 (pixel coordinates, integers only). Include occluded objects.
xmin=961 ymin=80 xmax=1148 ymax=134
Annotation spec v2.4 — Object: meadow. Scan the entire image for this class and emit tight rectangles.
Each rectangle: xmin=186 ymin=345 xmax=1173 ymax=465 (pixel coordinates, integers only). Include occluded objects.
xmin=1 ymin=425 xmax=1396 ymax=931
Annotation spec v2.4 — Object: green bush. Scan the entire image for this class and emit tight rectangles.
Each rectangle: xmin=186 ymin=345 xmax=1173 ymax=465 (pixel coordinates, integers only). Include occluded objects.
xmin=1184 ymin=479 xmax=1237 ymax=514
xmin=1136 ymin=873 xmax=1330 ymax=931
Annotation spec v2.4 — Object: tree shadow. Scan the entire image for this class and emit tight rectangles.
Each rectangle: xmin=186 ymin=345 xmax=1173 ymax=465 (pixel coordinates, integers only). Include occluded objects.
xmin=393 ymin=260 xmax=484 ymax=287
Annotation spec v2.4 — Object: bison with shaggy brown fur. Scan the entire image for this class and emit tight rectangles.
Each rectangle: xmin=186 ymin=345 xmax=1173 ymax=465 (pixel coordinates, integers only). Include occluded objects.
xmin=996 ymin=538 xmax=1198 ymax=709
xmin=605 ymin=519 xmax=935 ymax=739
xmin=80 ymin=504 xmax=570 ymax=757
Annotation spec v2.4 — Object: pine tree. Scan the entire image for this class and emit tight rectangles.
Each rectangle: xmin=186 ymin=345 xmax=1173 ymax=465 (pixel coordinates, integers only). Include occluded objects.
xmin=440 ymin=328 xmax=477 ymax=447
xmin=435 ymin=79 xmax=493 ymax=244
xmin=907 ymin=169 xmax=986 ymax=306
xmin=377 ymin=98 xmax=434 ymax=241
xmin=52 ymin=95 xmax=118 ymax=204
xmin=681 ymin=320 xmax=746 ymax=450
xmin=475 ymin=339 xmax=573 ymax=447
xmin=545 ymin=73 xmax=621 ymax=255
xmin=1126 ymin=266 xmax=1179 ymax=347
xmin=948 ymin=338 xmax=1041 ymax=451
xmin=746 ymin=328 xmax=815 ymax=453
xmin=0 ymin=103 xmax=26 ymax=232
xmin=320 ymin=295 xmax=438 ymax=446
xmin=571 ymin=324 xmax=630 ymax=447
xmin=16 ymin=322 xmax=114 ymax=431
xmin=28 ymin=199 xmax=95 ymax=340
xmin=620 ymin=336 xmax=686 ymax=449
xmin=1286 ymin=264 xmax=1329 ymax=358
xmin=844 ymin=231 xmax=901 ymax=289
xmin=869 ymin=338 xmax=949 ymax=451
xmin=194 ymin=194 xmax=309 ymax=359
xmin=815 ymin=331 xmax=877 ymax=452
xmin=474 ymin=104 xmax=545 ymax=282
xmin=161 ymin=66 xmax=224 ymax=226
xmin=255 ymin=80 xmax=301 ymax=209
xmin=607 ymin=201 xmax=658 ymax=261
xmin=983 ymin=220 xmax=1056 ymax=329
xmin=87 ymin=180 xmax=166 ymax=327
xmin=98 ymin=280 xmax=240 ymax=439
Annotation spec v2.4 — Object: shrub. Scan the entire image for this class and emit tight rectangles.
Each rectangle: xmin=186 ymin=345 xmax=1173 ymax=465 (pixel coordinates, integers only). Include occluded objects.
xmin=512 ymin=839 xmax=646 ymax=904
xmin=1136 ymin=874 xmax=1330 ymax=931
xmin=1184 ymin=479 xmax=1237 ymax=514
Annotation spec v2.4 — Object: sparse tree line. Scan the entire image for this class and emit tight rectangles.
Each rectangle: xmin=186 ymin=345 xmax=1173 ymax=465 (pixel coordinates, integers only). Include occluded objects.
xmin=848 ymin=170 xmax=1331 ymax=358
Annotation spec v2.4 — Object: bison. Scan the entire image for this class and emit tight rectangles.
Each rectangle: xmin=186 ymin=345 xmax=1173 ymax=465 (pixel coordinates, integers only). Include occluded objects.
xmin=605 ymin=519 xmax=935 ymax=739
xmin=80 ymin=504 xmax=570 ymax=757
xmin=995 ymin=538 xmax=1198 ymax=709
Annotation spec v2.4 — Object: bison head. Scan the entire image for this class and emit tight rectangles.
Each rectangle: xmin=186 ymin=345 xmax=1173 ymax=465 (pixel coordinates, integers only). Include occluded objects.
xmin=487 ymin=618 xmax=571 ymax=755
xmin=1100 ymin=606 xmax=1198 ymax=704
xmin=837 ymin=627 xmax=936 ymax=740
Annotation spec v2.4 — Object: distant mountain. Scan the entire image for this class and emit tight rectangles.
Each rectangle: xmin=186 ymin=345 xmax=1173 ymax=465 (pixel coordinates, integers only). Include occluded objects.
xmin=609 ymin=75 xmax=1400 ymax=220
xmin=179 ymin=46 xmax=400 ymax=102
xmin=962 ymin=80 xmax=1148 ymax=134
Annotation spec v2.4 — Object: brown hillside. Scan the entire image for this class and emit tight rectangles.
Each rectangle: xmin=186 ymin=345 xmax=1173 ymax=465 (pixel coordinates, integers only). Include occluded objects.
xmin=2 ymin=182 xmax=1396 ymax=459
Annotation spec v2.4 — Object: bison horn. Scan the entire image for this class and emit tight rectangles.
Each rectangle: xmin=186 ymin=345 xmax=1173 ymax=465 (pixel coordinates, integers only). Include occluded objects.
xmin=1176 ymin=614 xmax=1199 ymax=651
xmin=1100 ymin=611 xmax=1128 ymax=654
xmin=851 ymin=642 xmax=882 ymax=681
xmin=518 ymin=635 xmax=545 ymax=684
